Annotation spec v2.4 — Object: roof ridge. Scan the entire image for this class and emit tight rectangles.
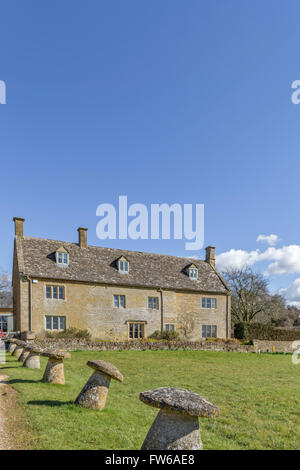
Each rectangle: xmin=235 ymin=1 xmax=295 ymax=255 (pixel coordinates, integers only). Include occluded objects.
xmin=22 ymin=236 xmax=206 ymax=263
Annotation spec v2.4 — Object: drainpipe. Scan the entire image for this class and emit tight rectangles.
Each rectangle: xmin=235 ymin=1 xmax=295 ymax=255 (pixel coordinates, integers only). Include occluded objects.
xmin=24 ymin=276 xmax=32 ymax=332
xmin=158 ymin=288 xmax=164 ymax=334
xmin=226 ymin=295 xmax=229 ymax=339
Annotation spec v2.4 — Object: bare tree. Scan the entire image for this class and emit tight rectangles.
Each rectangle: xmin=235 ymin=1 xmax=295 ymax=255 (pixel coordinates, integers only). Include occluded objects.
xmin=177 ymin=312 xmax=196 ymax=339
xmin=0 ymin=271 xmax=12 ymax=307
xmin=223 ymin=267 xmax=286 ymax=325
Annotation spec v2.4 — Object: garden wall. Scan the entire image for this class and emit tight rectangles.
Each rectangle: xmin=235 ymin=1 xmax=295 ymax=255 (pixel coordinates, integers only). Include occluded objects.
xmin=34 ymin=337 xmax=255 ymax=353
xmin=253 ymin=339 xmax=296 ymax=353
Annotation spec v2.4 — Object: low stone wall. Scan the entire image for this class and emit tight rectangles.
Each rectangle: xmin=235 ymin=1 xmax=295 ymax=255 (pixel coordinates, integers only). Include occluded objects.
xmin=34 ymin=337 xmax=255 ymax=353
xmin=253 ymin=339 xmax=295 ymax=353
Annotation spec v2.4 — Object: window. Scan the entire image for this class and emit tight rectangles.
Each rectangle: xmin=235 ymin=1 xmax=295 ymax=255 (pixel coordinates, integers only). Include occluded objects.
xmin=46 ymin=286 xmax=51 ymax=299
xmin=0 ymin=316 xmax=8 ymax=332
xmin=45 ymin=316 xmax=66 ymax=331
xmin=128 ymin=322 xmax=145 ymax=339
xmin=202 ymin=297 xmax=217 ymax=309
xmin=53 ymin=286 xmax=58 ymax=299
xmin=114 ymin=295 xmax=126 ymax=308
xmin=56 ymin=251 xmax=69 ymax=267
xmin=59 ymin=287 xmax=64 ymax=300
xmin=119 ymin=260 xmax=129 ymax=273
xmin=189 ymin=268 xmax=198 ymax=280
xmin=46 ymin=285 xmax=65 ymax=300
xmin=59 ymin=317 xmax=66 ymax=330
xmin=202 ymin=325 xmax=217 ymax=338
xmin=53 ymin=316 xmax=59 ymax=330
xmin=165 ymin=324 xmax=175 ymax=332
xmin=148 ymin=297 xmax=159 ymax=309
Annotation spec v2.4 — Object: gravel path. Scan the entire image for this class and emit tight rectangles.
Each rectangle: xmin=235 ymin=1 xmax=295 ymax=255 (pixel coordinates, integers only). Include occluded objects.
xmin=0 ymin=375 xmax=15 ymax=450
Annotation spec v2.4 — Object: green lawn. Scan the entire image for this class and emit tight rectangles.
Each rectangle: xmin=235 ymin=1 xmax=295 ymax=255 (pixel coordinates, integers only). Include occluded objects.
xmin=1 ymin=349 xmax=300 ymax=450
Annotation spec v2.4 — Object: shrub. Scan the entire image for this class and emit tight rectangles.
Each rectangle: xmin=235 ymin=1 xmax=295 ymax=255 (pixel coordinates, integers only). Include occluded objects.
xmin=234 ymin=322 xmax=300 ymax=341
xmin=45 ymin=327 xmax=91 ymax=341
xmin=148 ymin=330 xmax=180 ymax=341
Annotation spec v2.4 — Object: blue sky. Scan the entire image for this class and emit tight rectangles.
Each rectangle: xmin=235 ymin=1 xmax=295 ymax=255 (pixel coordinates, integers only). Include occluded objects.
xmin=1 ymin=1 xmax=300 ymax=303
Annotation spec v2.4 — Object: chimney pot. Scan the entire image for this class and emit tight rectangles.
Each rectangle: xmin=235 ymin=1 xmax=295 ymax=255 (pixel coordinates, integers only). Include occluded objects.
xmin=78 ymin=227 xmax=88 ymax=248
xmin=13 ymin=217 xmax=25 ymax=237
xmin=205 ymin=246 xmax=215 ymax=267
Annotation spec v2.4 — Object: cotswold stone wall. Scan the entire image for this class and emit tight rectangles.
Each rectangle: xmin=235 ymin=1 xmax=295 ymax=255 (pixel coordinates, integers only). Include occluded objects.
xmin=253 ymin=339 xmax=295 ymax=353
xmin=34 ymin=338 xmax=254 ymax=353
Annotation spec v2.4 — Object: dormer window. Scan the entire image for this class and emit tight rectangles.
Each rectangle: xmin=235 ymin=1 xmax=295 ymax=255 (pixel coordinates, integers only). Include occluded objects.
xmin=189 ymin=268 xmax=198 ymax=280
xmin=118 ymin=256 xmax=129 ymax=274
xmin=187 ymin=264 xmax=198 ymax=280
xmin=56 ymin=247 xmax=69 ymax=267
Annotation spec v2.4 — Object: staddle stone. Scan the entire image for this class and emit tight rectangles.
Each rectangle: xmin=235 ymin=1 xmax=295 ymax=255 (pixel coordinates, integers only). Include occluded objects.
xmin=75 ymin=360 xmax=123 ymax=410
xmin=140 ymin=387 xmax=219 ymax=450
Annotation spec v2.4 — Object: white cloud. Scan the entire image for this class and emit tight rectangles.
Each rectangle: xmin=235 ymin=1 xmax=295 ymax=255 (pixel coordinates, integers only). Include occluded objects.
xmin=215 ymin=249 xmax=261 ymax=271
xmin=279 ymin=278 xmax=300 ymax=306
xmin=256 ymin=234 xmax=279 ymax=246
xmin=262 ymin=245 xmax=300 ymax=275
xmin=216 ymin=244 xmax=300 ymax=275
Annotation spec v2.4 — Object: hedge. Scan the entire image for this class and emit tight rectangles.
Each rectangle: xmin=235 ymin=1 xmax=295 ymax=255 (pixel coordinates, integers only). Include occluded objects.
xmin=234 ymin=322 xmax=300 ymax=341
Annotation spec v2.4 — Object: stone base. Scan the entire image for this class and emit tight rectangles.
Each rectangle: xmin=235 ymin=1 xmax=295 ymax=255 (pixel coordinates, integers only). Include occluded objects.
xmin=13 ymin=346 xmax=24 ymax=359
xmin=24 ymin=354 xmax=40 ymax=369
xmin=8 ymin=344 xmax=16 ymax=354
xmin=42 ymin=358 xmax=65 ymax=384
xmin=75 ymin=371 xmax=111 ymax=410
xmin=141 ymin=409 xmax=202 ymax=450
xmin=18 ymin=350 xmax=30 ymax=363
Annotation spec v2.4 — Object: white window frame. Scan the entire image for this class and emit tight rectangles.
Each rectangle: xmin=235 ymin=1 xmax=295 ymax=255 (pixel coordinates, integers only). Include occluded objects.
xmin=189 ymin=268 xmax=198 ymax=280
xmin=114 ymin=295 xmax=126 ymax=308
xmin=118 ymin=260 xmax=129 ymax=273
xmin=202 ymin=297 xmax=217 ymax=309
xmin=45 ymin=315 xmax=66 ymax=331
xmin=165 ymin=324 xmax=175 ymax=332
xmin=202 ymin=324 xmax=217 ymax=338
xmin=56 ymin=251 xmax=69 ymax=267
xmin=148 ymin=296 xmax=159 ymax=309
xmin=46 ymin=285 xmax=65 ymax=300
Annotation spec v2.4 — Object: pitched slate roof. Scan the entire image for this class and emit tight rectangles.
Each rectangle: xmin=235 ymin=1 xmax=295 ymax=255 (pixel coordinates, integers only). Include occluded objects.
xmin=15 ymin=236 xmax=229 ymax=294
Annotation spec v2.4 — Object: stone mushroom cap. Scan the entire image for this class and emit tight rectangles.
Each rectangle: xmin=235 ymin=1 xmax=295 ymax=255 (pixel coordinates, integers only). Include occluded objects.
xmin=139 ymin=387 xmax=219 ymax=418
xmin=87 ymin=360 xmax=123 ymax=382
xmin=28 ymin=345 xmax=43 ymax=354
xmin=15 ymin=340 xmax=26 ymax=347
xmin=9 ymin=338 xmax=18 ymax=344
xmin=40 ymin=349 xmax=71 ymax=360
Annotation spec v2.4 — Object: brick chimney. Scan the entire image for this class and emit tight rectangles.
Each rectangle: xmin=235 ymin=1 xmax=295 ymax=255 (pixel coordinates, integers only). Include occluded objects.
xmin=205 ymin=246 xmax=215 ymax=267
xmin=13 ymin=217 xmax=25 ymax=237
xmin=78 ymin=227 xmax=88 ymax=248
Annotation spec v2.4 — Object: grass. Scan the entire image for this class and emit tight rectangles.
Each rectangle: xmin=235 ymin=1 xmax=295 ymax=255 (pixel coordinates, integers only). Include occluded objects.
xmin=1 ymin=349 xmax=300 ymax=450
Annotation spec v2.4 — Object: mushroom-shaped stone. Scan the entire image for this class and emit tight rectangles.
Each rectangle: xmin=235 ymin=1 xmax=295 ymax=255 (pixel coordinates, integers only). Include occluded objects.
xmin=139 ymin=387 xmax=219 ymax=450
xmin=12 ymin=340 xmax=26 ymax=359
xmin=18 ymin=345 xmax=31 ymax=363
xmin=7 ymin=339 xmax=17 ymax=354
xmin=23 ymin=345 xmax=41 ymax=369
xmin=41 ymin=350 xmax=71 ymax=385
xmin=75 ymin=360 xmax=123 ymax=410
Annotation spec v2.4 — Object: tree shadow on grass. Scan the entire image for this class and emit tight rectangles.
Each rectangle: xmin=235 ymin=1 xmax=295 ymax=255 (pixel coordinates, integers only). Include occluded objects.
xmin=27 ymin=400 xmax=74 ymax=407
xmin=7 ymin=378 xmax=41 ymax=384
xmin=0 ymin=365 xmax=23 ymax=369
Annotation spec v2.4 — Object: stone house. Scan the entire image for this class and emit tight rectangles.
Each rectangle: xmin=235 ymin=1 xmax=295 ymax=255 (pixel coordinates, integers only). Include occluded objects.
xmin=12 ymin=217 xmax=231 ymax=340
xmin=0 ymin=307 xmax=14 ymax=332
